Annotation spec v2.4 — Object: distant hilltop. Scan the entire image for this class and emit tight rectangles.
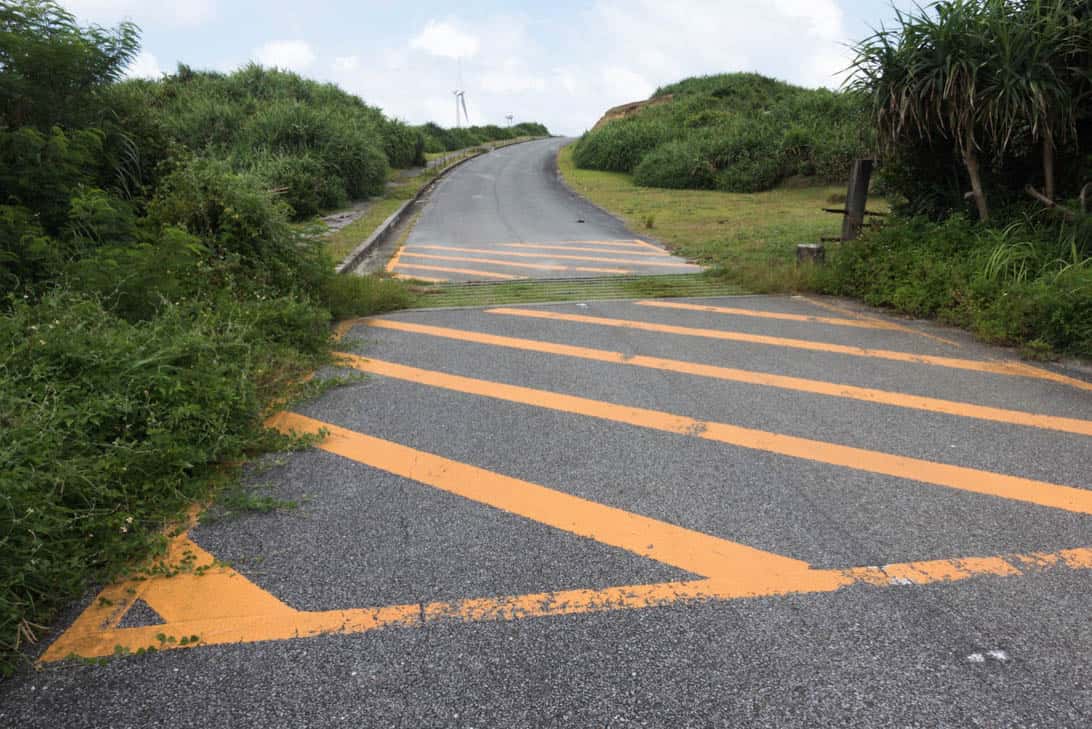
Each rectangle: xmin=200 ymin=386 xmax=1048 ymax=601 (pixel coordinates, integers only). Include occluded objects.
xmin=591 ymin=94 xmax=674 ymax=130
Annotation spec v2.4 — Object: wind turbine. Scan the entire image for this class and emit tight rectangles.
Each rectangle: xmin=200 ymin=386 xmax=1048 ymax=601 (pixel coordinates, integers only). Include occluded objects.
xmin=453 ymin=89 xmax=470 ymax=128
xmin=453 ymin=59 xmax=470 ymax=128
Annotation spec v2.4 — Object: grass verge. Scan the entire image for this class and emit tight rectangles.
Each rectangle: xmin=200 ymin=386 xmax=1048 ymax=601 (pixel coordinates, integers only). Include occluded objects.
xmin=558 ymin=144 xmax=886 ymax=291
xmin=559 ymin=145 xmax=1088 ymax=359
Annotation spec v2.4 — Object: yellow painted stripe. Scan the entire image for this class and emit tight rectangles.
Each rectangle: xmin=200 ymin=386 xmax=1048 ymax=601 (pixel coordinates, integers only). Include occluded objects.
xmin=402 ymin=251 xmax=630 ymax=275
xmin=396 ymin=263 xmax=518 ymax=280
xmin=412 ymin=245 xmax=699 ymax=268
xmin=538 ymin=239 xmax=651 ymax=249
xmin=43 ymin=412 xmax=1092 ymax=661
xmin=42 ymin=541 xmax=1092 ymax=660
xmin=44 ymin=543 xmax=1092 ymax=660
xmin=505 ymin=243 xmax=669 ymax=257
xmin=269 ymin=413 xmax=818 ymax=582
xmin=795 ymin=295 xmax=964 ymax=348
xmin=384 ymin=245 xmax=403 ymax=273
xmin=636 ymin=300 xmax=905 ymax=330
xmin=366 ymin=319 xmax=1092 ymax=438
xmin=340 ymin=355 xmax=1092 ymax=514
xmin=629 ymin=238 xmax=671 ymax=252
xmin=487 ymin=308 xmax=1084 ymax=387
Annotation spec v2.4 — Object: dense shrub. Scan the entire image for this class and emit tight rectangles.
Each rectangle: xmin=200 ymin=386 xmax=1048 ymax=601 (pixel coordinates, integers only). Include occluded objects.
xmin=574 ymin=73 xmax=868 ymax=193
xmin=572 ymin=118 xmax=671 ymax=172
xmin=817 ymin=215 xmax=1092 ymax=356
xmin=114 ymin=66 xmax=398 ymax=219
xmin=0 ymin=126 xmax=105 ymax=233
xmin=416 ymin=121 xmax=549 ymax=153
xmin=633 ymin=138 xmax=716 ymax=189
xmin=0 ymin=292 xmax=325 ymax=669
xmin=848 ymin=0 xmax=1092 ymax=221
xmin=321 ymin=129 xmax=388 ymax=200
xmin=253 ymin=154 xmax=348 ymax=218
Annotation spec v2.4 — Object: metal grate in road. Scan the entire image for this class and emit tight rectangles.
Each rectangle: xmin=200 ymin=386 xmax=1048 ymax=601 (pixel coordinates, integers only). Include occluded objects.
xmin=405 ymin=274 xmax=747 ymax=309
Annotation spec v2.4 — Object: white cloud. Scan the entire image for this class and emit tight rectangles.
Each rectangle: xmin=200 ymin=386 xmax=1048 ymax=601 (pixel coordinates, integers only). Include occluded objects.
xmin=125 ymin=51 xmax=164 ymax=79
xmin=63 ymin=0 xmax=215 ymax=27
xmin=318 ymin=1 xmax=870 ymax=135
xmin=254 ymin=41 xmax=316 ymax=72
xmin=588 ymin=0 xmax=851 ymax=93
xmin=333 ymin=56 xmax=360 ymax=73
xmin=410 ymin=20 xmax=480 ymax=60
xmin=600 ymin=66 xmax=653 ymax=103
xmin=481 ymin=59 xmax=545 ymax=94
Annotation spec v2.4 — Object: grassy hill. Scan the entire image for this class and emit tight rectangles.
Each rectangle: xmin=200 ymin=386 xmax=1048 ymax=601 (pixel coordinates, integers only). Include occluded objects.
xmin=117 ymin=66 xmax=548 ymax=220
xmin=573 ymin=73 xmax=868 ymax=193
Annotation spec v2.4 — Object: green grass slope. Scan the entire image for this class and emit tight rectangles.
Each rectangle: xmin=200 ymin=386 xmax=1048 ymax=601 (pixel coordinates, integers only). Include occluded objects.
xmin=573 ymin=73 xmax=868 ymax=193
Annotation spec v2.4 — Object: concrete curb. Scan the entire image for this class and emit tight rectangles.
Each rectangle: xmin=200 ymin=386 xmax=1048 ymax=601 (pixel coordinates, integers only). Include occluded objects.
xmin=334 ymin=151 xmax=482 ymax=275
xmin=334 ymin=137 xmax=548 ymax=275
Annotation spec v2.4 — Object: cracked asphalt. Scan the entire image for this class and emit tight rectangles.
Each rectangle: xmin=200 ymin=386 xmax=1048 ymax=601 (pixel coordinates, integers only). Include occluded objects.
xmin=2 ymin=141 xmax=1090 ymax=729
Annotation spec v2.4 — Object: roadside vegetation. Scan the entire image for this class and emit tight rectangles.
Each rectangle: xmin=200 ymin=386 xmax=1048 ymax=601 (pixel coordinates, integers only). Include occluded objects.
xmin=559 ymin=146 xmax=888 ymax=292
xmin=820 ymin=0 xmax=1091 ymax=358
xmin=567 ymin=0 xmax=1091 ymax=358
xmin=0 ymin=0 xmax=543 ymax=674
xmin=417 ymin=121 xmax=548 ymax=154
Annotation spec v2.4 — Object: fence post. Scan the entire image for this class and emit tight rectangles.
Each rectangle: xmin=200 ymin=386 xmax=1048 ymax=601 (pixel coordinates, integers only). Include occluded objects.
xmin=841 ymin=159 xmax=874 ymax=242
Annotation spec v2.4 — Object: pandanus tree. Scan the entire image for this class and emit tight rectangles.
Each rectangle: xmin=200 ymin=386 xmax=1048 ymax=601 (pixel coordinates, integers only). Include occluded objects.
xmin=849 ymin=0 xmax=1091 ymax=223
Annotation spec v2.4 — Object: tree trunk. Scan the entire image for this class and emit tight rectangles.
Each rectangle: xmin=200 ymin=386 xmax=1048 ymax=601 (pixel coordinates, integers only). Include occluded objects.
xmin=962 ymin=133 xmax=989 ymax=223
xmin=1042 ymin=136 xmax=1055 ymax=202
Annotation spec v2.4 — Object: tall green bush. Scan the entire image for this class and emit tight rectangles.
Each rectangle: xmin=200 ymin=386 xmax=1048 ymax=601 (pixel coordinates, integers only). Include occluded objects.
xmin=848 ymin=0 xmax=1092 ymax=220
xmin=574 ymin=73 xmax=869 ymax=193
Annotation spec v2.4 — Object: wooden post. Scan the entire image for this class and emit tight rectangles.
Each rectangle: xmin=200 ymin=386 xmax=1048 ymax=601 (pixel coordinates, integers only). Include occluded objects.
xmin=841 ymin=159 xmax=874 ymax=242
xmin=796 ymin=244 xmax=825 ymax=265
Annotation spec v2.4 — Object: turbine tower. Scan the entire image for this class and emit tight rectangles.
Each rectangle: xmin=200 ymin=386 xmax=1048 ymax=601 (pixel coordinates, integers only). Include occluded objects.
xmin=453 ymin=59 xmax=470 ymax=128
xmin=453 ymin=90 xmax=470 ymax=128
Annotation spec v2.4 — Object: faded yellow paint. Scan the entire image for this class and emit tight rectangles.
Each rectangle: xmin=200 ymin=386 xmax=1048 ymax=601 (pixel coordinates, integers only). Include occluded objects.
xmin=627 ymin=239 xmax=670 ymax=253
xmin=395 ymin=263 xmax=519 ymax=280
xmin=42 ymin=411 xmax=1092 ymax=660
xmin=340 ymin=355 xmax=1092 ymax=515
xmin=412 ymin=245 xmax=699 ymax=268
xmin=504 ymin=243 xmax=670 ymax=257
xmin=487 ymin=308 xmax=1087 ymax=387
xmin=795 ymin=295 xmax=965 ymax=349
xmin=636 ymin=300 xmax=906 ymax=330
xmin=384 ymin=245 xmax=404 ymax=273
xmin=401 ymin=251 xmax=630 ymax=275
xmin=365 ymin=319 xmax=1092 ymax=438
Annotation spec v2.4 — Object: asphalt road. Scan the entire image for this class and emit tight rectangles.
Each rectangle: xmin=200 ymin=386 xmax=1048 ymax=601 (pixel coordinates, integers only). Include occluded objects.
xmin=3 ymin=144 xmax=1091 ymax=729
xmin=387 ymin=138 xmax=702 ymax=282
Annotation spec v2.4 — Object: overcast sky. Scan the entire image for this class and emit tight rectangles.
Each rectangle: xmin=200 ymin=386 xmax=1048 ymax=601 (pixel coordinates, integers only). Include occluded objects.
xmin=64 ymin=0 xmax=917 ymax=135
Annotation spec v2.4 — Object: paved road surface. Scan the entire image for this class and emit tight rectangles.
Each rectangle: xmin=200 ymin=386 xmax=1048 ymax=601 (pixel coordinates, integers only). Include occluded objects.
xmin=387 ymin=138 xmax=702 ymax=282
xmin=2 ymin=142 xmax=1091 ymax=729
